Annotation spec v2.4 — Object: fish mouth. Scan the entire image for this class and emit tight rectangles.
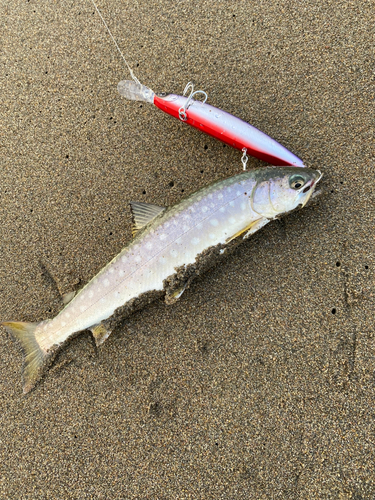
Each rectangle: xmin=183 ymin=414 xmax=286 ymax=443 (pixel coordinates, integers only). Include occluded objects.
xmin=300 ymin=170 xmax=323 ymax=208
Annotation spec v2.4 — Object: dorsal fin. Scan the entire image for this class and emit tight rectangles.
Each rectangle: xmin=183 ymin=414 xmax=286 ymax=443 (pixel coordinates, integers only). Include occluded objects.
xmin=130 ymin=202 xmax=166 ymax=236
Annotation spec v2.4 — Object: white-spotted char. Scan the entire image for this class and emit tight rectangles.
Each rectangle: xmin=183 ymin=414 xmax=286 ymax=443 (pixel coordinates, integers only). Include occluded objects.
xmin=2 ymin=167 xmax=322 ymax=393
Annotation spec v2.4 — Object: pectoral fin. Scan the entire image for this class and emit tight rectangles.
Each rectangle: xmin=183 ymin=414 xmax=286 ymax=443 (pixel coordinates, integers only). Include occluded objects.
xmin=243 ymin=218 xmax=270 ymax=239
xmin=90 ymin=324 xmax=112 ymax=347
xmin=130 ymin=202 xmax=166 ymax=237
xmin=226 ymin=218 xmax=268 ymax=243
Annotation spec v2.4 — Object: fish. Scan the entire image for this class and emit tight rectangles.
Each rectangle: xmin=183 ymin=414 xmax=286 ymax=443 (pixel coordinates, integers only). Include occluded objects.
xmin=118 ymin=80 xmax=305 ymax=168
xmin=2 ymin=167 xmax=322 ymax=393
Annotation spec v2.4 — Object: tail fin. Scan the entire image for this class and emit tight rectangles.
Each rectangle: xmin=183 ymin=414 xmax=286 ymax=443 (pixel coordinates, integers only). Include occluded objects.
xmin=2 ymin=321 xmax=52 ymax=394
xmin=117 ymin=80 xmax=155 ymax=103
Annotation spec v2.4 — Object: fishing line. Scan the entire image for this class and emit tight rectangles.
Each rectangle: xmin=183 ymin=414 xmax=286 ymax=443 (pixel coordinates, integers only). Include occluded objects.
xmin=89 ymin=0 xmax=141 ymax=86
xmin=87 ymin=1 xmax=308 ymax=169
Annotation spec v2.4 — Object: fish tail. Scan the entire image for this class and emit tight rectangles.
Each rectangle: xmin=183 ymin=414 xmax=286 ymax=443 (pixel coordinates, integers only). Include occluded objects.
xmin=2 ymin=321 xmax=53 ymax=394
xmin=117 ymin=80 xmax=155 ymax=103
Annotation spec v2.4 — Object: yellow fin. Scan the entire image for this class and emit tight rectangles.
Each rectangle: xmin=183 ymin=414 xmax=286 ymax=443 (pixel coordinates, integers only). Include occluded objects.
xmin=130 ymin=202 xmax=166 ymax=237
xmin=90 ymin=324 xmax=112 ymax=347
xmin=2 ymin=321 xmax=52 ymax=394
xmin=226 ymin=219 xmax=263 ymax=243
xmin=165 ymin=284 xmax=187 ymax=305
xmin=242 ymin=218 xmax=270 ymax=239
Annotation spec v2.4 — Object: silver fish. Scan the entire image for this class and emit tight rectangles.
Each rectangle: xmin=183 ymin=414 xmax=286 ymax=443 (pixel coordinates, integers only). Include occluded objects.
xmin=2 ymin=167 xmax=322 ymax=393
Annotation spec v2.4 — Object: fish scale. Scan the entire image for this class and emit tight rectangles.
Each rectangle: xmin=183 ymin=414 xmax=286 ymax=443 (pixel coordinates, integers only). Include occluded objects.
xmin=2 ymin=166 xmax=322 ymax=393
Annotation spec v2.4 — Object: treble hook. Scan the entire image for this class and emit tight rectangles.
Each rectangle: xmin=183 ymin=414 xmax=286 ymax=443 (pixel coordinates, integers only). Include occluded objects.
xmin=241 ymin=148 xmax=249 ymax=171
xmin=178 ymin=82 xmax=208 ymax=122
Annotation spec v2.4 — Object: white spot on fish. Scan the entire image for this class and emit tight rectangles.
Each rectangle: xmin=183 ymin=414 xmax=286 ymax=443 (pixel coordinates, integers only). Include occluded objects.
xmin=209 ymin=233 xmax=216 ymax=239
xmin=88 ymin=291 xmax=94 ymax=298
xmin=241 ymin=202 xmax=247 ymax=211
xmin=219 ymin=207 xmax=226 ymax=213
xmin=183 ymin=225 xmax=190 ymax=232
xmin=65 ymin=312 xmax=71 ymax=319
xmin=159 ymin=256 xmax=166 ymax=264
xmin=236 ymin=190 xmax=241 ymax=196
xmin=229 ymin=201 xmax=235 ymax=207
xmin=80 ymin=306 xmax=85 ymax=313
xmin=121 ymin=255 xmax=127 ymax=263
xmin=191 ymin=237 xmax=200 ymax=245
xmin=109 ymin=268 xmax=114 ymax=274
xmin=197 ymin=223 xmax=203 ymax=230
xmin=218 ymin=193 xmax=223 ymax=200
xmin=201 ymin=206 xmax=208 ymax=213
xmin=119 ymin=270 xmax=124 ymax=277
xmin=146 ymin=242 xmax=153 ymax=250
xmin=210 ymin=218 xmax=219 ymax=227
xmin=104 ymin=279 xmax=110 ymax=287
xmin=220 ymin=249 xmax=226 ymax=255
xmin=208 ymin=193 xmax=213 ymax=199
xmin=229 ymin=217 xmax=236 ymax=224
xmin=61 ymin=321 xmax=66 ymax=327
xmin=170 ymin=249 xmax=178 ymax=257
xmin=183 ymin=213 xmax=190 ymax=220
xmin=160 ymin=233 xmax=167 ymax=240
xmin=135 ymin=255 xmax=141 ymax=263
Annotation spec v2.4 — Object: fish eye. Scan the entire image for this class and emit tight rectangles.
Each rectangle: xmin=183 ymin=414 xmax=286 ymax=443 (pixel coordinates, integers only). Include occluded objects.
xmin=290 ymin=175 xmax=306 ymax=190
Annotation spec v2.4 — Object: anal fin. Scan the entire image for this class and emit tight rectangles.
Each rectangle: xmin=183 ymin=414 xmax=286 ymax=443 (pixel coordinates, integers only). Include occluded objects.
xmin=90 ymin=324 xmax=112 ymax=347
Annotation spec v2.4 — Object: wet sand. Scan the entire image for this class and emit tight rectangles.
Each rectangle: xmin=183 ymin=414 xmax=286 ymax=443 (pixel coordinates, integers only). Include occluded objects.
xmin=1 ymin=0 xmax=374 ymax=498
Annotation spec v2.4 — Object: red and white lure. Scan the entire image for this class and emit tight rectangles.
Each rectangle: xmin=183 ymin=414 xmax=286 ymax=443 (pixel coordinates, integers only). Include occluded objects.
xmin=91 ymin=0 xmax=305 ymax=169
xmin=118 ymin=80 xmax=305 ymax=168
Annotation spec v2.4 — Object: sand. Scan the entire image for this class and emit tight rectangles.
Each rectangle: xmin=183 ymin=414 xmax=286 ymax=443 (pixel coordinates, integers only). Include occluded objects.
xmin=0 ymin=0 xmax=374 ymax=498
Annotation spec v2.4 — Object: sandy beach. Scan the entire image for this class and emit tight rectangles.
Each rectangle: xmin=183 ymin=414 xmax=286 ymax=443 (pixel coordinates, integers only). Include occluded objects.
xmin=1 ymin=0 xmax=374 ymax=498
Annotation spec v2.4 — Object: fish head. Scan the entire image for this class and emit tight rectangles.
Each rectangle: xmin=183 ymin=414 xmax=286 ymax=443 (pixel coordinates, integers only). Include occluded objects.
xmin=251 ymin=167 xmax=323 ymax=219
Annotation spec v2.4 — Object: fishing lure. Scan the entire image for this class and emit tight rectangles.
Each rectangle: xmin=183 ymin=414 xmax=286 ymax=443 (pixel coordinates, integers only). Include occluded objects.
xmin=2 ymin=167 xmax=322 ymax=393
xmin=90 ymin=0 xmax=305 ymax=168
xmin=118 ymin=80 xmax=305 ymax=168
